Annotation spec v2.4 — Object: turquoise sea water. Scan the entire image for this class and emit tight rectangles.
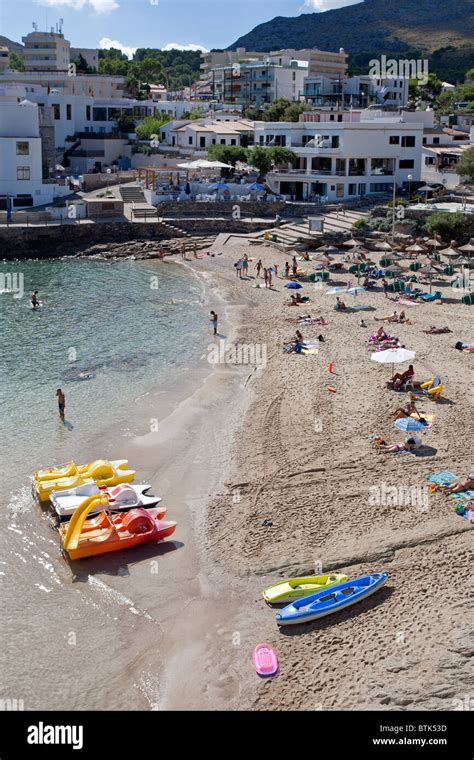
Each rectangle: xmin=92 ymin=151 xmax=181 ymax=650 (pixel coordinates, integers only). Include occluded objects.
xmin=0 ymin=257 xmax=211 ymax=710
xmin=0 ymin=257 xmax=207 ymax=492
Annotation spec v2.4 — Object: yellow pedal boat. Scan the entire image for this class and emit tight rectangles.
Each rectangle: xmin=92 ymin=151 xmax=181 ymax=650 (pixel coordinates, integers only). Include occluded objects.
xmin=33 ymin=459 xmax=135 ymax=502
xmin=263 ymin=574 xmax=349 ymax=604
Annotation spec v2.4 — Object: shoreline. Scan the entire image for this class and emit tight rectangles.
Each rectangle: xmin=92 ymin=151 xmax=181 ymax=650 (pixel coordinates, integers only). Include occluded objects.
xmin=183 ymin=238 xmax=473 ymax=711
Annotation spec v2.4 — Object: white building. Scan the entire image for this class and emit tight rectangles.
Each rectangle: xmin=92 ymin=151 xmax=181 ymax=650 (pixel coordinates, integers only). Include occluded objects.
xmin=166 ymin=118 xmax=254 ymax=151
xmin=256 ymin=111 xmax=423 ymax=202
xmin=22 ymin=31 xmax=70 ymax=72
xmin=210 ymin=56 xmax=308 ymax=106
xmin=422 ymin=122 xmax=472 ymax=189
xmin=304 ymin=74 xmax=408 ymax=109
xmin=0 ymin=46 xmax=10 ymax=71
xmin=0 ymin=100 xmax=69 ymax=208
xmin=70 ymin=48 xmax=99 ymax=72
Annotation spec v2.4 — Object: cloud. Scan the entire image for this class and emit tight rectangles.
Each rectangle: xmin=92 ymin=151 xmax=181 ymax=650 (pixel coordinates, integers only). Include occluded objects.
xmin=162 ymin=43 xmax=209 ymax=52
xmin=99 ymin=37 xmax=136 ymax=59
xmin=36 ymin=0 xmax=119 ymax=13
xmin=302 ymin=0 xmax=362 ymax=10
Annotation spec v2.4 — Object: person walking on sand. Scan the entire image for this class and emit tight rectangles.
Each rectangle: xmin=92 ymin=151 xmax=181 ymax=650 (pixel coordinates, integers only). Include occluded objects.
xmin=56 ymin=388 xmax=65 ymax=422
xmin=382 ymin=277 xmax=389 ymax=298
xmin=292 ymin=256 xmax=298 ymax=276
xmin=242 ymin=254 xmax=249 ymax=278
xmin=267 ymin=267 xmax=273 ymax=288
xmin=263 ymin=268 xmax=269 ymax=288
xmin=235 ymin=258 xmax=243 ymax=279
xmin=273 ymin=263 xmax=279 ymax=278
xmin=256 ymin=259 xmax=263 ymax=278
xmin=210 ymin=311 xmax=218 ymax=336
xmin=285 ymin=261 xmax=290 ymax=279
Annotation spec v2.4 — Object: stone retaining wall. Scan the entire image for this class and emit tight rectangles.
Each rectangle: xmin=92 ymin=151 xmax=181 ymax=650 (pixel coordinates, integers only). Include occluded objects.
xmin=0 ymin=219 xmax=270 ymax=259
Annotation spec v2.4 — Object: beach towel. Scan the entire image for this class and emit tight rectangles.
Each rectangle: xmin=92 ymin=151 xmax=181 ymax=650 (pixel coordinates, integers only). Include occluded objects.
xmin=411 ymin=413 xmax=436 ymax=423
xmin=426 ymin=471 xmax=457 ymax=485
xmin=301 ymin=348 xmax=319 ymax=355
xmin=449 ymin=489 xmax=474 ymax=501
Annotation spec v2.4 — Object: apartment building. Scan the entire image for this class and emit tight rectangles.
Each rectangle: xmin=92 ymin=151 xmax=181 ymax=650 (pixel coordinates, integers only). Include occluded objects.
xmin=21 ymin=31 xmax=71 ymax=72
xmin=255 ymin=113 xmax=423 ymax=202
xmin=0 ymin=46 xmax=10 ymax=71
xmin=304 ymin=74 xmax=408 ymax=109
xmin=421 ymin=120 xmax=472 ymax=189
xmin=210 ymin=57 xmax=308 ymax=106
xmin=0 ymin=100 xmax=69 ymax=208
xmin=70 ymin=48 xmax=99 ymax=72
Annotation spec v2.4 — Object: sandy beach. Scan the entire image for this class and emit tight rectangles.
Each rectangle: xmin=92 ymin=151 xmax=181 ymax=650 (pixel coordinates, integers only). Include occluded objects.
xmin=178 ymin=236 xmax=473 ymax=711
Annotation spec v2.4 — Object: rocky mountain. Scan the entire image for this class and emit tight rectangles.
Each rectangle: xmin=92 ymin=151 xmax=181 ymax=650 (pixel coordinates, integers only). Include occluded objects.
xmin=229 ymin=0 xmax=474 ymax=56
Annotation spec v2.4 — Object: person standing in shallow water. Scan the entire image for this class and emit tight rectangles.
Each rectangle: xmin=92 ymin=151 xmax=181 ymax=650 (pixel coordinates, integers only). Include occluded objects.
xmin=56 ymin=388 xmax=65 ymax=422
xmin=210 ymin=311 xmax=218 ymax=335
xmin=31 ymin=291 xmax=39 ymax=308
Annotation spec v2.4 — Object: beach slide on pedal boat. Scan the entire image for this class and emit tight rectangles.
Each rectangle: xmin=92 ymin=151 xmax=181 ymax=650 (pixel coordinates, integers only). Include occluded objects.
xmin=275 ymin=573 xmax=388 ymax=626
xmin=33 ymin=460 xmax=135 ymax=502
xmin=263 ymin=574 xmax=348 ymax=605
xmin=59 ymin=495 xmax=177 ymax=560
xmin=51 ymin=483 xmax=161 ymax=521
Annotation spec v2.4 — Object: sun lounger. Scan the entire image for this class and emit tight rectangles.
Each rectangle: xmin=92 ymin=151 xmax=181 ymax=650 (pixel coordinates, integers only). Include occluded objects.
xmin=421 ymin=291 xmax=442 ymax=302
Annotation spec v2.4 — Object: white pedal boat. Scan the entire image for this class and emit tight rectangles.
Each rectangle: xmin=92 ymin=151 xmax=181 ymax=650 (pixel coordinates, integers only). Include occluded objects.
xmin=50 ymin=483 xmax=161 ymax=521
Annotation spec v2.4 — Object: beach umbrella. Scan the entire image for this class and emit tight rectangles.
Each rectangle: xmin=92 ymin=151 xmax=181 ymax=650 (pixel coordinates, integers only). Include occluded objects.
xmin=207 ymin=160 xmax=233 ymax=169
xmin=370 ymin=347 xmax=416 ymax=375
xmin=420 ymin=263 xmax=442 ymax=293
xmin=284 ymin=281 xmax=302 ymax=289
xmin=384 ymin=264 xmax=403 ymax=276
xmin=209 ymin=182 xmax=228 ymax=191
xmin=394 ymin=417 xmax=425 ymax=433
xmin=374 ymin=240 xmax=393 ymax=252
xmin=424 ymin=237 xmax=443 ymax=249
xmin=342 ymin=238 xmax=361 ymax=248
xmin=458 ymin=238 xmax=474 ymax=254
xmin=247 ymin=182 xmax=265 ymax=191
xmin=404 ymin=242 xmax=427 ymax=255
xmin=317 ymin=244 xmax=339 ymax=255
xmin=326 ymin=287 xmax=348 ymax=295
xmin=439 ymin=240 xmax=460 ymax=259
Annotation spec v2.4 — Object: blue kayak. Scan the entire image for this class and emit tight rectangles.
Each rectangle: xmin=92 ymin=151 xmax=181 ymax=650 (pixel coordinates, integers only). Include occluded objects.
xmin=275 ymin=573 xmax=388 ymax=626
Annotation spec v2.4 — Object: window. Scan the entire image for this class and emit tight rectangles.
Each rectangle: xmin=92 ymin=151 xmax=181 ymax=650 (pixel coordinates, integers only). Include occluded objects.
xmin=52 ymin=103 xmax=60 ymax=120
xmin=425 ymin=157 xmax=435 ymax=166
xmin=86 ymin=105 xmax=91 ymax=121
xmin=17 ymin=167 xmax=30 ymax=180
xmin=422 ymin=137 xmax=427 ymax=145
xmin=221 ymin=139 xmax=226 ymax=145
xmin=370 ymin=182 xmax=392 ymax=192
xmin=231 ymin=139 xmax=236 ymax=145
xmin=336 ymin=184 xmax=344 ymax=197
xmin=399 ymin=159 xmax=415 ymax=169
xmin=188 ymin=136 xmax=193 ymax=145
xmin=329 ymin=115 xmax=335 ymax=121
xmin=401 ymin=135 xmax=416 ymax=147
xmin=331 ymin=136 xmax=339 ymax=148
xmin=16 ymin=142 xmax=29 ymax=155
xmin=337 ymin=115 xmax=343 ymax=122
xmin=433 ymin=137 xmax=440 ymax=145
xmin=92 ymin=107 xmax=107 ymax=122
xmin=348 ymin=183 xmax=357 ymax=196
xmin=66 ymin=104 xmax=72 ymax=121
xmin=389 ymin=135 xmax=400 ymax=144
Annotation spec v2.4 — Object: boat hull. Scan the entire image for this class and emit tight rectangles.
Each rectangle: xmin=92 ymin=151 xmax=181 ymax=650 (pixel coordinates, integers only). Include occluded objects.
xmin=275 ymin=573 xmax=388 ymax=626
xmin=263 ymin=574 xmax=348 ymax=604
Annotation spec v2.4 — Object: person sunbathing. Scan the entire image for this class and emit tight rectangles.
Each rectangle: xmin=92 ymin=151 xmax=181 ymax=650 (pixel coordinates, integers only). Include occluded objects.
xmin=436 ymin=475 xmax=474 ymax=494
xmin=424 ymin=326 xmax=452 ymax=334
xmin=375 ymin=311 xmax=398 ymax=323
xmin=392 ymin=400 xmax=421 ymax=420
xmin=398 ymin=311 xmax=412 ymax=324
xmin=373 ymin=436 xmax=420 ymax=453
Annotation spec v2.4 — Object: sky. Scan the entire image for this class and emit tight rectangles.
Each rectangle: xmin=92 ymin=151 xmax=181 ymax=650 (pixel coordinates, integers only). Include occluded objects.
xmin=0 ymin=0 xmax=362 ymax=57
